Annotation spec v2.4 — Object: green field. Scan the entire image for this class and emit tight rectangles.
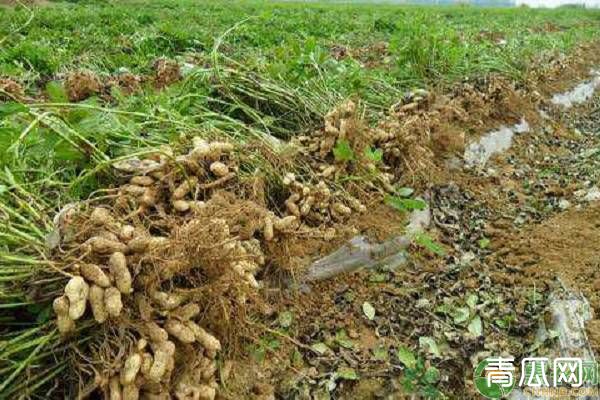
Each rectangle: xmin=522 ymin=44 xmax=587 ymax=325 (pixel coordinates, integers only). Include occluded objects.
xmin=0 ymin=0 xmax=598 ymax=186
xmin=2 ymin=1 xmax=600 ymax=97
xmin=1 ymin=1 xmax=600 ymax=398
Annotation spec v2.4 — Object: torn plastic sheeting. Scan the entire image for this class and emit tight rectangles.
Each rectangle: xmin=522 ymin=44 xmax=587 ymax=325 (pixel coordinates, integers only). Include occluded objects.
xmin=547 ymin=290 xmax=595 ymax=360
xmin=509 ymin=289 xmax=596 ymax=400
xmin=551 ymin=70 xmax=600 ymax=109
xmin=302 ymin=200 xmax=431 ymax=282
xmin=464 ymin=118 xmax=530 ymax=168
xmin=46 ymin=202 xmax=80 ymax=250
xmin=112 ymin=157 xmax=165 ymax=174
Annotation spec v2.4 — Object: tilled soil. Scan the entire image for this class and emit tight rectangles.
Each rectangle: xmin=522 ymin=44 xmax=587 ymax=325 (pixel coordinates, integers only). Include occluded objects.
xmin=506 ymin=204 xmax=600 ymax=336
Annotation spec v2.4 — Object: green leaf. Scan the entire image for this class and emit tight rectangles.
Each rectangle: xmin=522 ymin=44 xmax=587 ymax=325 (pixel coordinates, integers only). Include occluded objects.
xmin=413 ymin=233 xmax=446 ymax=256
xmin=396 ymin=187 xmax=415 ymax=197
xmin=396 ymin=346 xmax=417 ymax=369
xmin=251 ymin=346 xmax=266 ymax=363
xmin=278 ymin=311 xmax=293 ymax=328
xmin=45 ymin=81 xmax=68 ymax=103
xmin=402 ymin=376 xmax=416 ymax=392
xmin=478 ymin=237 xmax=490 ymax=249
xmin=266 ymin=339 xmax=280 ymax=350
xmin=384 ymin=195 xmax=426 ymax=212
xmin=419 ymin=336 xmax=441 ymax=358
xmin=53 ymin=140 xmax=86 ymax=163
xmin=468 ymin=315 xmax=483 ymax=336
xmin=529 ymin=288 xmax=544 ymax=304
xmin=291 ymin=349 xmax=304 ymax=367
xmin=363 ymin=146 xmax=383 ymax=162
xmin=373 ymin=345 xmax=389 ymax=361
xmin=332 ymin=139 xmax=355 ymax=161
xmin=423 ymin=366 xmax=441 ymax=384
xmin=434 ymin=304 xmax=451 ymax=315
xmin=362 ymin=302 xmax=376 ymax=320
xmin=335 ymin=330 xmax=355 ymax=349
xmin=466 ymin=294 xmax=478 ymax=309
xmin=495 ymin=318 xmax=509 ymax=329
xmin=337 ymin=366 xmax=359 ymax=380
xmin=343 ymin=291 xmax=356 ymax=302
xmin=0 ymin=102 xmax=28 ymax=118
xmin=451 ymin=307 xmax=470 ymax=324
xmin=311 ymin=342 xmax=330 ymax=355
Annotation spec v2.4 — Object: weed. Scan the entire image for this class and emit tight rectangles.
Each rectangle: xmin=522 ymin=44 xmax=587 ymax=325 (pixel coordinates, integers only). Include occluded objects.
xmin=385 ymin=194 xmax=428 ymax=212
xmin=413 ymin=232 xmax=447 ymax=256
xmin=332 ymin=139 xmax=355 ymax=161
xmin=397 ymin=347 xmax=444 ymax=399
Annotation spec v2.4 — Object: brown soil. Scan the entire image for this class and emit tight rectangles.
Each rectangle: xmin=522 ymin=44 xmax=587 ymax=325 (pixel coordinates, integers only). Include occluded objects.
xmin=153 ymin=59 xmax=182 ymax=89
xmin=503 ymin=205 xmax=600 ymax=349
xmin=107 ymin=72 xmax=142 ymax=95
xmin=64 ymin=70 xmax=103 ymax=102
xmin=530 ymin=42 xmax=600 ymax=96
xmin=330 ymin=41 xmax=391 ymax=68
xmin=476 ymin=30 xmax=506 ymax=44
xmin=504 ymin=205 xmax=600 ymax=295
xmin=0 ymin=77 xmax=24 ymax=100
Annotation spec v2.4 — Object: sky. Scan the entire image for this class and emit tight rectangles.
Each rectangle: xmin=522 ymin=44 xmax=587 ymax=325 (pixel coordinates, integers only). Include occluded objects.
xmin=516 ymin=0 xmax=600 ymax=6
xmin=321 ymin=0 xmax=600 ymax=7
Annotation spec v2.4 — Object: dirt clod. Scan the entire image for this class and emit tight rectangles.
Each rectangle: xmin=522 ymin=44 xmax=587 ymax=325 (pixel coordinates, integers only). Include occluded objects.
xmin=153 ymin=59 xmax=181 ymax=88
xmin=64 ymin=70 xmax=103 ymax=101
xmin=0 ymin=77 xmax=24 ymax=100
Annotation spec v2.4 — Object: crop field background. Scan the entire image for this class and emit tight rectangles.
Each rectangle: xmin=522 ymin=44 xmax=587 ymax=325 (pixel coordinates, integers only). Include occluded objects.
xmin=2 ymin=1 xmax=600 ymax=86
xmin=0 ymin=1 xmax=598 ymax=189
xmin=1 ymin=0 xmax=600 ymax=399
